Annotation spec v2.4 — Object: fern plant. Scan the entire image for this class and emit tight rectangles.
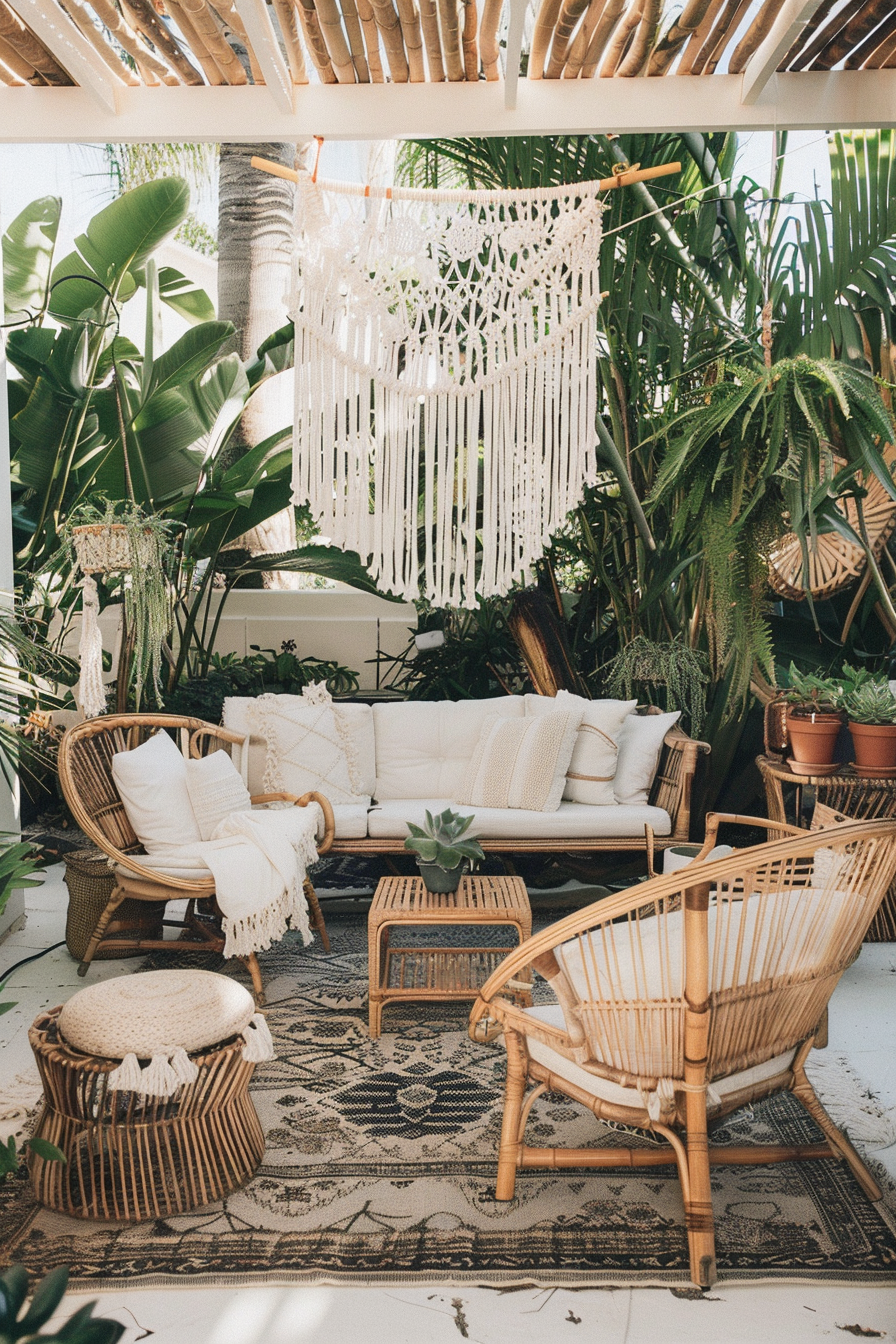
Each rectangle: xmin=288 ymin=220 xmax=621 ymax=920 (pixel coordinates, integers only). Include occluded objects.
xmin=603 ymin=636 xmax=709 ymax=735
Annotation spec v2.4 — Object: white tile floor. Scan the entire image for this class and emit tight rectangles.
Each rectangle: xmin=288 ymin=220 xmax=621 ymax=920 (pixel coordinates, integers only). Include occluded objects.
xmin=2 ymin=867 xmax=895 ymax=1344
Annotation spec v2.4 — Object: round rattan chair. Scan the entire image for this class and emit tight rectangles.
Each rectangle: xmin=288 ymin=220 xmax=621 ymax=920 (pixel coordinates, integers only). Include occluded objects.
xmin=57 ymin=714 xmax=336 ymax=1000
xmin=470 ymin=815 xmax=896 ymax=1289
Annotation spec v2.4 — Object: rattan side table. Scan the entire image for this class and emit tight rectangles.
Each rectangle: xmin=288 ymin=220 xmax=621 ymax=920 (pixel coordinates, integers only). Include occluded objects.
xmin=757 ymin=754 xmax=896 ymax=941
xmin=368 ymin=874 xmax=533 ymax=1037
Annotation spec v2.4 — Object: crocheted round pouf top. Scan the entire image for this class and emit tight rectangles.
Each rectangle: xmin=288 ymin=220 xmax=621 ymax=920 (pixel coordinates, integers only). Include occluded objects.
xmin=57 ymin=969 xmax=256 ymax=1059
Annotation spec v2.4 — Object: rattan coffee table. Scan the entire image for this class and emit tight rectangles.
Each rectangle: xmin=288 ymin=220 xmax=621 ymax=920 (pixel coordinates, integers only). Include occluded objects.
xmin=367 ymin=874 xmax=532 ymax=1037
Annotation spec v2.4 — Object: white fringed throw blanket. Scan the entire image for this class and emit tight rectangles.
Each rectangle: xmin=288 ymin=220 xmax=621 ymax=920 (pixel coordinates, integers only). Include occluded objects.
xmin=290 ymin=176 xmax=606 ymax=608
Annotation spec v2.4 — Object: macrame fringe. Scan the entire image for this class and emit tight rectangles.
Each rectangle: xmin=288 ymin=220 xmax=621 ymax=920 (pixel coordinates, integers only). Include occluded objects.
xmin=78 ymin=574 xmax=107 ymax=718
xmin=221 ymin=877 xmax=312 ymax=959
xmin=107 ymin=1045 xmax=199 ymax=1098
xmin=241 ymin=1012 xmax=276 ymax=1063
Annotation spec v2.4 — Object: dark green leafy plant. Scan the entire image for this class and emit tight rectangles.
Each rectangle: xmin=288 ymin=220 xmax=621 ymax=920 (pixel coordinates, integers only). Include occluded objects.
xmin=164 ymin=644 xmax=359 ymax=723
xmin=843 ymin=680 xmax=896 ymax=725
xmin=781 ymin=663 xmax=844 ymax=714
xmin=377 ymin=604 xmax=527 ymax=701
xmin=0 ymin=1133 xmax=66 ymax=1183
xmin=0 ymin=1265 xmax=124 ymax=1343
xmin=602 ymin=635 xmax=710 ymax=735
xmin=404 ymin=808 xmax=485 ymax=874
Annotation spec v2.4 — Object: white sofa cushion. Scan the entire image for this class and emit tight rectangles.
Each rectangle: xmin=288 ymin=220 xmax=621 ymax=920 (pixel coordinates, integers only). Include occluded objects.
xmin=184 ymin=750 xmax=253 ymax=841
xmin=461 ymin=708 xmax=583 ymax=812
xmin=523 ymin=1005 xmax=796 ymax=1111
xmin=112 ymin=729 xmax=202 ymax=853
xmin=223 ymin=697 xmax=377 ymax=797
xmin=125 ymin=799 xmax=369 ymax=864
xmin=373 ymin=697 xmax=525 ymax=800
xmin=614 ymin=710 xmax=681 ymax=806
xmin=366 ymin=797 xmax=672 ymax=840
xmin=527 ymin=691 xmax=637 ymax=805
xmin=245 ymin=695 xmax=370 ymax=806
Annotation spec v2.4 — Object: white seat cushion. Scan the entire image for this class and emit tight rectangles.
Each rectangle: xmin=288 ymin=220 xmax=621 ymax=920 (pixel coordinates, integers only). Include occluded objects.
xmin=112 ymin=730 xmax=202 ymax=854
xmin=366 ymin=797 xmax=672 ymax=840
xmin=58 ymin=969 xmax=255 ymax=1058
xmin=523 ymin=1005 xmax=796 ymax=1112
xmin=373 ymin=697 xmax=525 ymax=800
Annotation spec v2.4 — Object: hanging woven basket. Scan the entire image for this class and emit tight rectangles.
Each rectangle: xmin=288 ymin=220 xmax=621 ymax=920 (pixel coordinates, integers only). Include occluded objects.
xmin=71 ymin=523 xmax=156 ymax=576
xmin=768 ymin=459 xmax=896 ymax=602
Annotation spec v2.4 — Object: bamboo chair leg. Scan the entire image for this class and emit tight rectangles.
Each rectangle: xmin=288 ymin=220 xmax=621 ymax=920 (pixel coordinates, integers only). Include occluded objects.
xmin=242 ymin=952 xmax=265 ymax=1007
xmin=304 ymin=877 xmax=330 ymax=951
xmin=683 ymin=1090 xmax=717 ymax=1288
xmin=495 ymin=1033 xmax=528 ymax=1200
xmin=77 ymin=885 xmax=128 ymax=977
xmin=791 ymin=1057 xmax=882 ymax=1202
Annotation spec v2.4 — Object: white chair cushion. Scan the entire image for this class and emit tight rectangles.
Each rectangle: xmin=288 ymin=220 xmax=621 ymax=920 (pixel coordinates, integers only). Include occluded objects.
xmin=614 ymin=711 xmax=681 ymax=806
xmin=523 ymin=1005 xmax=796 ymax=1111
xmin=460 ymin=708 xmax=584 ymax=812
xmin=58 ymin=969 xmax=255 ymax=1059
xmin=111 ymin=730 xmax=202 ymax=854
xmin=373 ymin=697 xmax=525 ymax=800
xmin=185 ymin=749 xmax=253 ymax=841
xmin=223 ymin=697 xmax=377 ymax=797
xmin=247 ymin=694 xmax=370 ymax=806
xmin=366 ymin=797 xmax=672 ymax=840
xmin=527 ymin=692 xmax=637 ymax=805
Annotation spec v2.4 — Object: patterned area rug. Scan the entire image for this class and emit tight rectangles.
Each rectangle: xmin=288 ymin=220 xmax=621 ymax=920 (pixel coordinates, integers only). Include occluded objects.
xmin=4 ymin=915 xmax=896 ymax=1289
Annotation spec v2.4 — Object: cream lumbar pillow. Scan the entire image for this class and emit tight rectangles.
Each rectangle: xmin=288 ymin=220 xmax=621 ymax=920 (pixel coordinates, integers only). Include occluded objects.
xmin=526 ymin=691 xmax=637 ymax=804
xmin=185 ymin=750 xmax=254 ymax=842
xmin=460 ymin=707 xmax=584 ymax=812
xmin=247 ymin=694 xmax=370 ymax=806
xmin=112 ymin=729 xmax=202 ymax=854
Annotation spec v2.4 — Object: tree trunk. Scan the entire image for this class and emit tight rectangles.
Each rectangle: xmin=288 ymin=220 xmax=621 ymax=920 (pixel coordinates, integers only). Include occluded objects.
xmin=218 ymin=141 xmax=300 ymax=586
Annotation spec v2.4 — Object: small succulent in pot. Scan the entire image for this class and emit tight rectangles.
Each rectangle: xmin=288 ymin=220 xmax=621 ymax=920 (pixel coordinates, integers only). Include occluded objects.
xmin=404 ymin=808 xmax=486 ymax=894
xmin=844 ymin=679 xmax=896 ymax=779
xmin=782 ymin=663 xmax=845 ymax=774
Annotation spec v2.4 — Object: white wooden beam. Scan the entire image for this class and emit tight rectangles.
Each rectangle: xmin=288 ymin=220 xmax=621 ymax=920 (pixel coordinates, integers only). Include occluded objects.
xmin=6 ymin=0 xmax=119 ymax=111
xmin=0 ymin=68 xmax=893 ymax=141
xmin=233 ymin=0 xmax=294 ymax=114
xmin=741 ymin=0 xmax=829 ymax=107
xmin=503 ymin=0 xmax=528 ymax=110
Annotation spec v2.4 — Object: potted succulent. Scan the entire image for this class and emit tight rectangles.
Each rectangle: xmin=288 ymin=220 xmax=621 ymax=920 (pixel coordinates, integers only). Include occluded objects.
xmin=782 ymin=663 xmax=845 ymax=775
xmin=845 ymin=680 xmax=896 ymax=778
xmin=404 ymin=808 xmax=486 ymax=894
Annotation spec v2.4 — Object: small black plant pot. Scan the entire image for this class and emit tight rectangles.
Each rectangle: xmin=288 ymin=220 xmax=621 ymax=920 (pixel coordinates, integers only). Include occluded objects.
xmin=417 ymin=861 xmax=466 ymax=894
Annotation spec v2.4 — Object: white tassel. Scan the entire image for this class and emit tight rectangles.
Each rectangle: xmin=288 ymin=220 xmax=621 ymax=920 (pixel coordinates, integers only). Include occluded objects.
xmin=138 ymin=1051 xmax=181 ymax=1099
xmin=77 ymin=573 xmax=107 ymax=718
xmin=168 ymin=1046 xmax=199 ymax=1087
xmin=241 ymin=1012 xmax=275 ymax=1063
xmin=107 ymin=1052 xmax=142 ymax=1093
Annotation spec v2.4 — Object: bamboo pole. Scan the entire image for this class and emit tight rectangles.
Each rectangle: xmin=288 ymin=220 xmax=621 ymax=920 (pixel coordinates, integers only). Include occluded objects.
xmin=371 ymin=0 xmax=409 ymax=79
xmin=340 ymin=0 xmax=371 ymax=80
xmin=867 ymin=23 xmax=896 ymax=69
xmin=565 ymin=0 xmax=607 ymax=76
xmin=270 ymin=0 xmax=308 ymax=81
xmin=212 ymin=0 xmax=265 ymax=79
xmin=438 ymin=0 xmax=463 ymax=78
xmin=478 ymin=0 xmax=500 ymax=78
xmin=728 ymin=0 xmax=786 ymax=74
xmin=579 ymin=0 xmax=624 ymax=76
xmin=675 ymin=0 xmax=724 ymax=74
xmin=295 ymin=0 xmax=338 ymax=81
xmin=617 ymin=0 xmax=660 ymax=74
xmin=396 ymin=0 xmax=425 ymax=80
xmin=786 ymin=0 xmax=863 ymax=71
xmin=0 ymin=49 xmax=25 ymax=80
xmin=0 ymin=30 xmax=39 ymax=80
xmin=314 ymin=0 xmax=358 ymax=80
xmin=126 ymin=0 xmax=204 ymax=82
xmin=165 ymin=0 xmax=227 ymax=82
xmin=90 ymin=0 xmax=178 ymax=83
xmin=846 ymin=9 xmax=896 ymax=69
xmin=544 ymin=0 xmax=591 ymax=78
xmin=777 ymin=0 xmax=835 ymax=66
xmin=356 ymin=0 xmax=385 ymax=79
xmin=600 ymin=0 xmax=640 ymax=76
xmin=0 ymin=0 xmax=71 ymax=82
xmin=177 ymin=0 xmax=248 ymax=81
xmin=688 ymin=0 xmax=747 ymax=76
xmin=59 ymin=0 xmax=141 ymax=82
xmin=529 ymin=0 xmax=563 ymax=78
xmin=647 ymin=0 xmax=714 ymax=75
xmin=461 ymin=0 xmax=477 ymax=78
xmin=813 ymin=0 xmax=895 ymax=71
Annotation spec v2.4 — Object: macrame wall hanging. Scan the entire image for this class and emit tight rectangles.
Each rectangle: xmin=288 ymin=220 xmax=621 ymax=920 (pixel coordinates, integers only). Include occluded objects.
xmin=287 ymin=174 xmax=608 ymax=608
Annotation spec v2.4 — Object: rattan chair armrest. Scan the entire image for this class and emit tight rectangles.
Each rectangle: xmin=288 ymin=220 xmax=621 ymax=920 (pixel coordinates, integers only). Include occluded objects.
xmin=250 ymin=790 xmax=336 ymax=855
xmin=189 ymin=724 xmax=249 ymax=756
xmin=700 ymin=813 xmax=804 ymax=852
xmin=99 ymin=844 xmax=215 ymax=892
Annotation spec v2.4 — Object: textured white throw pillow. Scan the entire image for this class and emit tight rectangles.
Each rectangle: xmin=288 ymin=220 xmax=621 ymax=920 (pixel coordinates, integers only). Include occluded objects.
xmin=613 ymin=710 xmax=681 ymax=806
xmin=185 ymin=750 xmax=253 ymax=841
xmin=112 ymin=729 xmax=202 ymax=853
xmin=460 ymin=707 xmax=583 ymax=812
xmin=247 ymin=694 xmax=370 ymax=806
xmin=525 ymin=691 xmax=636 ymax=804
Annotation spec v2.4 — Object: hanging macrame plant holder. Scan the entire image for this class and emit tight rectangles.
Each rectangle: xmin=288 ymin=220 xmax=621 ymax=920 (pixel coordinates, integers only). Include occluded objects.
xmin=290 ymin=175 xmax=607 ymax=608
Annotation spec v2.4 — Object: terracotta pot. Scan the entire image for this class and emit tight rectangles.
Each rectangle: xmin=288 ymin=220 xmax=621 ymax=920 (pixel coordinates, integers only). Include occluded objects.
xmin=785 ymin=708 xmax=843 ymax=774
xmin=849 ymin=721 xmax=896 ymax=779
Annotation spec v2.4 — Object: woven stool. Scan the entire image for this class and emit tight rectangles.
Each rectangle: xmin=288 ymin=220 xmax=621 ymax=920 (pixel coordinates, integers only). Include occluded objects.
xmin=28 ymin=969 xmax=274 ymax=1221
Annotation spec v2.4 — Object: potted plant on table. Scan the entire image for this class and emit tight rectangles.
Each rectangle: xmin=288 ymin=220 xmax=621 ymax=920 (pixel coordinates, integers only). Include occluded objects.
xmin=404 ymin=808 xmax=486 ymax=894
xmin=782 ymin=664 xmax=845 ymax=775
xmin=844 ymin=680 xmax=896 ymax=778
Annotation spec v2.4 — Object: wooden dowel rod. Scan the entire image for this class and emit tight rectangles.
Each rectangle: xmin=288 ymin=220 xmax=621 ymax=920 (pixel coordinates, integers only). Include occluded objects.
xmin=250 ymin=155 xmax=681 ymax=191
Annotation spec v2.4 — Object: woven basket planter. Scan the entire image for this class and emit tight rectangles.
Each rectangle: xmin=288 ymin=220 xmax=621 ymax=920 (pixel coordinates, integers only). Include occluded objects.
xmin=71 ymin=523 xmax=156 ymax=575
xmin=64 ymin=848 xmax=163 ymax=961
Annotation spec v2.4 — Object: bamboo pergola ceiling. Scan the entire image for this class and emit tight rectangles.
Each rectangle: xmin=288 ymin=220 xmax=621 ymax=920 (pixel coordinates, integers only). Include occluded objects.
xmin=1 ymin=0 xmax=893 ymax=89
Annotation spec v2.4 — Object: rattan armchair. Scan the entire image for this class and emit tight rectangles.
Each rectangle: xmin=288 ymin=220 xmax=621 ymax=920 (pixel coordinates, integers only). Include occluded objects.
xmin=57 ymin=714 xmax=336 ymax=1000
xmin=469 ymin=816 xmax=896 ymax=1288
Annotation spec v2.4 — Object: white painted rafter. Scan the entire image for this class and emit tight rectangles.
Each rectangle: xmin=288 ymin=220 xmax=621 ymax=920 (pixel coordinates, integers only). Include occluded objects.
xmin=233 ymin=0 xmax=294 ymax=113
xmin=741 ymin=0 xmax=829 ymax=107
xmin=6 ymin=0 xmax=119 ymax=110
xmin=503 ymin=0 xmax=528 ymax=110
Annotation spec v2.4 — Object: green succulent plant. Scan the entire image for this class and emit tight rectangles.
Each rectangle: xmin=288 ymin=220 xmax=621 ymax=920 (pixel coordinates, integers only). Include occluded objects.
xmin=782 ymin=663 xmax=844 ymax=715
xmin=0 ymin=1265 xmax=124 ymax=1343
xmin=844 ymin=680 xmax=896 ymax=726
xmin=403 ymin=808 xmax=486 ymax=874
